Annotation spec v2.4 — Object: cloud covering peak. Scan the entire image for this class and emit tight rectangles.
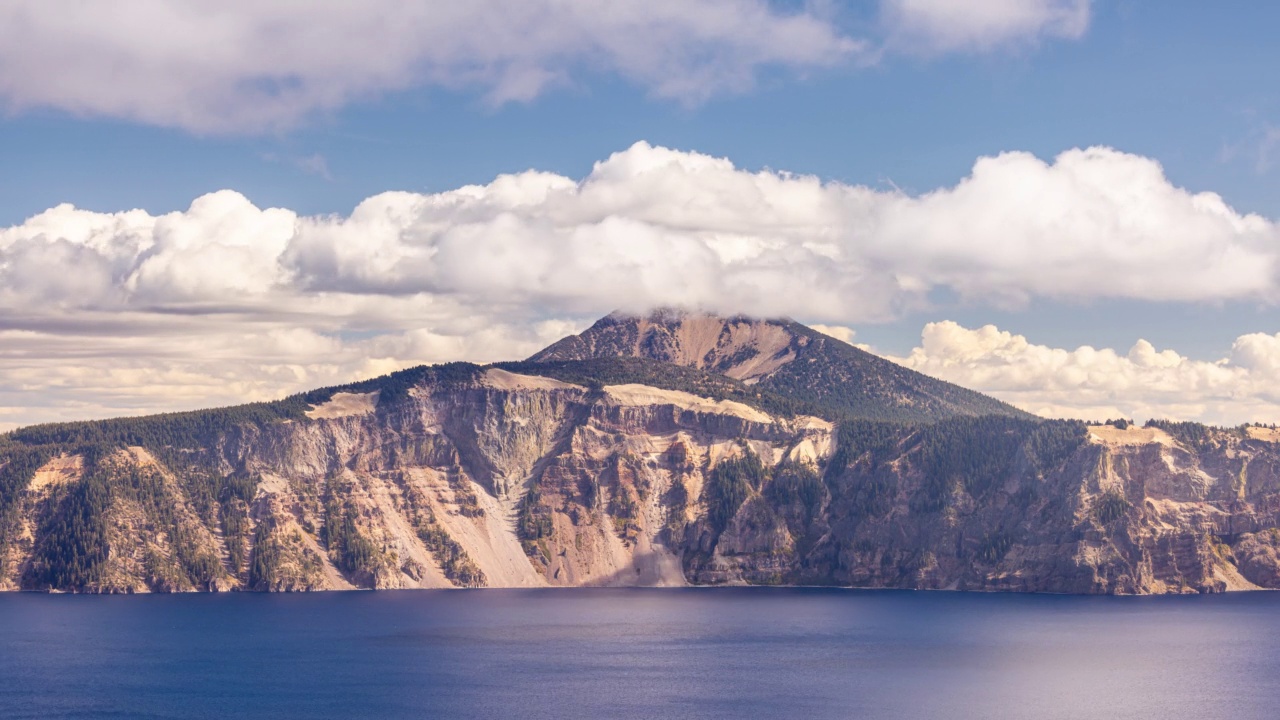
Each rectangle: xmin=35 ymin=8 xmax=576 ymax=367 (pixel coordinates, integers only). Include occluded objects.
xmin=893 ymin=322 xmax=1280 ymax=426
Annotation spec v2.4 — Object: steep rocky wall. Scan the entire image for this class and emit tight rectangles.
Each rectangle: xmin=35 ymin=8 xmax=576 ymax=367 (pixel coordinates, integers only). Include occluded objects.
xmin=730 ymin=424 xmax=1280 ymax=595
xmin=0 ymin=371 xmax=833 ymax=593
xmin=5 ymin=379 xmax=1280 ymax=595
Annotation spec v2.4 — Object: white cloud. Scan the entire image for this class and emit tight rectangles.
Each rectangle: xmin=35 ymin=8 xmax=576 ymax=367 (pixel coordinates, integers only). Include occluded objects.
xmin=881 ymin=0 xmax=1091 ymax=53
xmin=872 ymin=148 xmax=1276 ymax=305
xmin=0 ymin=0 xmax=861 ymax=133
xmin=0 ymin=317 xmax=579 ymax=432
xmin=889 ymin=321 xmax=1280 ymax=426
xmin=1 ymin=141 xmax=1278 ymax=428
xmin=287 ymin=142 xmax=1275 ymax=314
xmin=0 ymin=2 xmax=1099 ymax=134
xmin=808 ymin=324 xmax=858 ymax=345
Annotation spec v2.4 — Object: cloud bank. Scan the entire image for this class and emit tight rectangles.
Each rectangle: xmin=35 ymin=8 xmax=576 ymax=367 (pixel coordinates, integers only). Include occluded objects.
xmin=1 ymin=141 xmax=1276 ymax=428
xmin=8 ymin=142 xmax=1273 ymax=321
xmin=0 ymin=0 xmax=1093 ymax=133
xmin=891 ymin=322 xmax=1280 ymax=426
xmin=0 ymin=0 xmax=860 ymax=133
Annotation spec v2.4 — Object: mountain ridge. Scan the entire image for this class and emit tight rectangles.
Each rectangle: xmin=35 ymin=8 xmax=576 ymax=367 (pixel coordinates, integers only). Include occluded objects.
xmin=2 ymin=311 xmax=1279 ymax=595
xmin=530 ymin=309 xmax=1029 ymax=422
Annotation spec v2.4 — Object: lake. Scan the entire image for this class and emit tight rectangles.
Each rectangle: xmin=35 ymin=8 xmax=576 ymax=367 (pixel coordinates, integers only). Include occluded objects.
xmin=0 ymin=588 xmax=1276 ymax=719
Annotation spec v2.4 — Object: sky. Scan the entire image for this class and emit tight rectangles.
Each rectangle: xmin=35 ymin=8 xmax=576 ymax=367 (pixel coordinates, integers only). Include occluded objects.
xmin=2 ymin=0 xmax=1279 ymax=429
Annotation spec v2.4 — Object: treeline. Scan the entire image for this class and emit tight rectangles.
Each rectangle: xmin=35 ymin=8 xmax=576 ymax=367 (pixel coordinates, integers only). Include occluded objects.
xmin=516 ymin=485 xmax=554 ymax=562
xmin=23 ymin=465 xmax=112 ymax=590
xmin=1139 ymin=418 xmax=1280 ymax=452
xmin=303 ymin=362 xmax=484 ymax=406
xmin=702 ymin=452 xmax=827 ymax=536
xmin=823 ymin=419 xmax=906 ymax=473
xmin=826 ymin=416 xmax=1084 ymax=473
xmin=322 ymin=486 xmax=387 ymax=583
xmin=1 ymin=362 xmax=489 ymax=462
xmin=3 ymin=400 xmax=309 ymax=451
xmin=0 ymin=445 xmax=59 ymax=545
xmin=21 ymin=447 xmax=228 ymax=591
xmin=418 ymin=522 xmax=486 ymax=587
xmin=704 ymin=453 xmax=768 ymax=533
xmin=1091 ymin=418 xmax=1280 ymax=454
xmin=1144 ymin=419 xmax=1218 ymax=451
xmin=824 ymin=415 xmax=1088 ymax=514
xmin=912 ymin=416 xmax=1086 ymax=509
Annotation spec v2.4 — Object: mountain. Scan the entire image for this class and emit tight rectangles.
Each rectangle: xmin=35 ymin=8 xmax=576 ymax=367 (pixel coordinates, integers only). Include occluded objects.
xmin=529 ymin=309 xmax=1027 ymax=422
xmin=1 ymin=313 xmax=1279 ymax=595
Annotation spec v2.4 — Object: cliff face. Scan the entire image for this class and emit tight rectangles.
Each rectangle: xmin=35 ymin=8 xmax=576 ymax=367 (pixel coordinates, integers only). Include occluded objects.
xmin=804 ymin=423 xmax=1280 ymax=594
xmin=0 ymin=369 xmax=833 ymax=593
xmin=3 ymin=366 xmax=1280 ymax=595
xmin=4 ymin=308 xmax=1280 ymax=595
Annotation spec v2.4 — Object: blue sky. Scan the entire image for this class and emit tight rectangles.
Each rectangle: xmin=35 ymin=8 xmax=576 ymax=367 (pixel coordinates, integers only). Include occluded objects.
xmin=1 ymin=0 xmax=1279 ymax=426
xmin=5 ymin=2 xmax=1277 ymax=225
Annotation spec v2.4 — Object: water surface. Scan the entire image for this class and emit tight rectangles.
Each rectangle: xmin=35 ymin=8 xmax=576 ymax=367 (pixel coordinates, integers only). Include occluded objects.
xmin=0 ymin=588 xmax=1275 ymax=719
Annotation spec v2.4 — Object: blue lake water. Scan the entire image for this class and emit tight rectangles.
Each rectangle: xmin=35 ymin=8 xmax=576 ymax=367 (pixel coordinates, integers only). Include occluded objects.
xmin=0 ymin=588 xmax=1276 ymax=719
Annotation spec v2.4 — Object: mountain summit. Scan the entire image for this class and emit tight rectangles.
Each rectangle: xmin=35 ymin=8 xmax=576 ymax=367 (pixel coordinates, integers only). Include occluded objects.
xmin=530 ymin=309 xmax=1026 ymax=422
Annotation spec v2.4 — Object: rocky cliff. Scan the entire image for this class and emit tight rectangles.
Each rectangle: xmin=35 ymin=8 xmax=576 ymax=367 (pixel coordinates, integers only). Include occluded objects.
xmin=0 ymin=365 xmax=835 ymax=592
xmin=806 ymin=421 xmax=1280 ymax=594
xmin=1 ymin=315 xmax=1279 ymax=595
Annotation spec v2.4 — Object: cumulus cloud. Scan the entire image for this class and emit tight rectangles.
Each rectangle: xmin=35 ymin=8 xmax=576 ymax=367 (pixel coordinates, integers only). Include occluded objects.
xmin=1 ymin=141 xmax=1278 ymax=428
xmin=890 ymin=322 xmax=1280 ymax=426
xmin=273 ymin=144 xmax=1274 ymax=319
xmin=0 ymin=0 xmax=861 ymax=133
xmin=0 ymin=1 xmax=1098 ymax=133
xmin=10 ymin=142 xmax=1274 ymax=321
xmin=881 ymin=0 xmax=1091 ymax=53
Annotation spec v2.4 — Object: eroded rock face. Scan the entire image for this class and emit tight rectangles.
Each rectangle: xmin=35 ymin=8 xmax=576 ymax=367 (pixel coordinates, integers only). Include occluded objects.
xmin=4 ymin=374 xmax=1280 ymax=595
xmin=0 ymin=370 xmax=833 ymax=593
xmin=798 ymin=424 xmax=1280 ymax=595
